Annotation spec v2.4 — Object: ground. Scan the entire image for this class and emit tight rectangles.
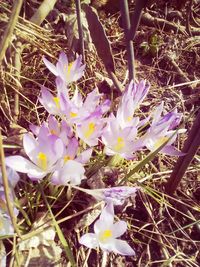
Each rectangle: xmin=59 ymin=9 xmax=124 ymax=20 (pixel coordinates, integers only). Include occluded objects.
xmin=0 ymin=0 xmax=199 ymax=266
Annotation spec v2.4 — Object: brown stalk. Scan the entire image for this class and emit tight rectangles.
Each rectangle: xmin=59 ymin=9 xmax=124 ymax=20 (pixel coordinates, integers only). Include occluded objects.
xmin=165 ymin=110 xmax=200 ymax=195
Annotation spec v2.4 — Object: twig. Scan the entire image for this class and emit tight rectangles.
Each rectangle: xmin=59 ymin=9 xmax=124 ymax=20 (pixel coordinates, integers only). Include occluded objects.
xmin=164 ymin=54 xmax=193 ymax=92
xmin=107 ymin=70 xmax=123 ymax=94
xmin=13 ymin=40 xmax=22 ymax=122
xmin=186 ymin=0 xmax=193 ymax=36
xmin=0 ymin=130 xmax=21 ymax=238
xmin=141 ymin=11 xmax=200 ymax=35
xmin=120 ymin=0 xmax=135 ymax=82
xmin=11 ymin=0 xmax=58 ymax=121
xmin=75 ymin=0 xmax=85 ymax=63
xmin=0 ymin=0 xmax=23 ymax=64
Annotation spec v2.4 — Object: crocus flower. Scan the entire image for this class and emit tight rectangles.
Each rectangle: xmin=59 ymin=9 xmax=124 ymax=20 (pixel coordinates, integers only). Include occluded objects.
xmin=39 ymin=85 xmax=68 ymax=116
xmin=30 ymin=116 xmax=73 ymax=146
xmin=76 ymin=112 xmax=106 ymax=146
xmin=60 ymin=86 xmax=110 ymax=125
xmin=143 ymin=102 xmax=186 ymax=156
xmin=117 ymin=80 xmax=150 ymax=128
xmin=72 ymin=185 xmax=139 ymax=205
xmin=6 ymin=133 xmax=64 ymax=180
xmin=43 ymin=51 xmax=85 ymax=85
xmin=79 ymin=202 xmax=135 ymax=256
xmin=102 ymin=114 xmax=143 ymax=159
xmin=51 ymin=137 xmax=92 ymax=185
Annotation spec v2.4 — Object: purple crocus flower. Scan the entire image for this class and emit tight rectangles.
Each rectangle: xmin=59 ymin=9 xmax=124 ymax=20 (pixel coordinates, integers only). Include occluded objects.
xmin=30 ymin=116 xmax=73 ymax=146
xmin=72 ymin=185 xmax=139 ymax=205
xmin=6 ymin=133 xmax=64 ymax=180
xmin=102 ymin=114 xmax=143 ymax=159
xmin=43 ymin=51 xmax=85 ymax=85
xmin=51 ymin=137 xmax=92 ymax=185
xmin=39 ymin=85 xmax=68 ymax=117
xmin=61 ymin=86 xmax=110 ymax=125
xmin=117 ymin=80 xmax=150 ymax=128
xmin=143 ymin=102 xmax=186 ymax=156
xmin=79 ymin=202 xmax=135 ymax=256
xmin=76 ymin=112 xmax=106 ymax=146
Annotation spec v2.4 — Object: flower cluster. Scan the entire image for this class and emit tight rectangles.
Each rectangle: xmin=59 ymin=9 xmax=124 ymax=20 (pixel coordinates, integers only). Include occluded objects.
xmin=4 ymin=52 xmax=185 ymax=255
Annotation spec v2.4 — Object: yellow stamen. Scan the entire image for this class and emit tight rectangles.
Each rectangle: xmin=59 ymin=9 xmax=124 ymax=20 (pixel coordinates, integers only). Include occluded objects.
xmin=37 ymin=152 xmax=47 ymax=171
xmin=53 ymin=97 xmax=60 ymax=109
xmin=84 ymin=122 xmax=95 ymax=139
xmin=127 ymin=116 xmax=132 ymax=122
xmin=99 ymin=229 xmax=112 ymax=242
xmin=153 ymin=137 xmax=168 ymax=150
xmin=114 ymin=137 xmax=125 ymax=151
xmin=50 ymin=129 xmax=57 ymax=135
xmin=64 ymin=155 xmax=71 ymax=163
xmin=67 ymin=62 xmax=73 ymax=75
xmin=64 ymin=62 xmax=73 ymax=77
xmin=70 ymin=112 xmax=78 ymax=118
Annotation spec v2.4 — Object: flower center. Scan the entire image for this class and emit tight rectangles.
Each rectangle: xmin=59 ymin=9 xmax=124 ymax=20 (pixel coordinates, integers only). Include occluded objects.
xmin=126 ymin=116 xmax=132 ymax=122
xmin=64 ymin=62 xmax=73 ymax=78
xmin=84 ymin=122 xmax=95 ymax=139
xmin=37 ymin=152 xmax=47 ymax=171
xmin=64 ymin=155 xmax=71 ymax=163
xmin=70 ymin=112 xmax=78 ymax=118
xmin=99 ymin=229 xmax=113 ymax=242
xmin=53 ymin=97 xmax=60 ymax=109
xmin=153 ymin=137 xmax=168 ymax=150
xmin=114 ymin=137 xmax=125 ymax=151
xmin=50 ymin=129 xmax=57 ymax=135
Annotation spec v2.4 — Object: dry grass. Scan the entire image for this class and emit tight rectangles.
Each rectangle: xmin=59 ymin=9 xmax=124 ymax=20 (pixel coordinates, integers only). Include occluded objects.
xmin=0 ymin=1 xmax=199 ymax=266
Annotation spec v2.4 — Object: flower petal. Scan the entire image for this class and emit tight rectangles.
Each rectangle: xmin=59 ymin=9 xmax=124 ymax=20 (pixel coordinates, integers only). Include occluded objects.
xmin=43 ymin=57 xmax=58 ymax=76
xmin=161 ymin=145 xmax=186 ymax=156
xmin=23 ymin=133 xmax=38 ymax=163
xmin=111 ymin=221 xmax=127 ymax=238
xmin=102 ymin=239 xmax=135 ymax=256
xmin=79 ymin=233 xmax=98 ymax=249
xmin=76 ymin=148 xmax=93 ymax=164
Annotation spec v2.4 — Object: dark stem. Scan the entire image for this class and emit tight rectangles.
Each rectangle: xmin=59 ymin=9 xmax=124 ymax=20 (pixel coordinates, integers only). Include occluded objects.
xmin=75 ymin=0 xmax=85 ymax=63
xmin=129 ymin=0 xmax=148 ymax=40
xmin=120 ymin=0 xmax=135 ymax=82
xmin=165 ymin=110 xmax=200 ymax=195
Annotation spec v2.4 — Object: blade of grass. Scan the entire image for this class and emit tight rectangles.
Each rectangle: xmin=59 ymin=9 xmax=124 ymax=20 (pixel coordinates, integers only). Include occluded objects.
xmin=0 ymin=130 xmax=21 ymax=238
xmin=38 ymin=183 xmax=76 ymax=267
xmin=0 ymin=0 xmax=23 ymax=63
xmin=118 ymin=131 xmax=178 ymax=185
